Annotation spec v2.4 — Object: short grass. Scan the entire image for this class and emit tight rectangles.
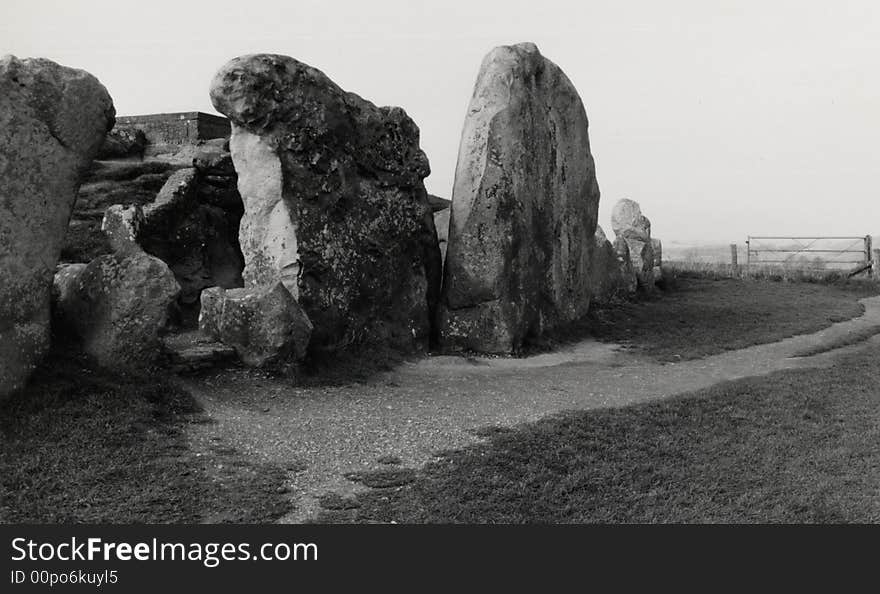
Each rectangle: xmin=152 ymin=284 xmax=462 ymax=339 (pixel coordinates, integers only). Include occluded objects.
xmin=316 ymin=346 xmax=880 ymax=523
xmin=0 ymin=347 xmax=292 ymax=523
xmin=585 ymin=276 xmax=880 ymax=361
xmin=61 ymin=159 xmax=183 ymax=263
xmin=790 ymin=324 xmax=880 ymax=358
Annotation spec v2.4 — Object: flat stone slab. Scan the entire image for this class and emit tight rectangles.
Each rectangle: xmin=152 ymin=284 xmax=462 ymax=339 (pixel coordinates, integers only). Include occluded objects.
xmin=162 ymin=331 xmax=237 ymax=372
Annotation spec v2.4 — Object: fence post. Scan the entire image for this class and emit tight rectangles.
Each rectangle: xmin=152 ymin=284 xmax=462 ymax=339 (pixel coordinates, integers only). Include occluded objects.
xmin=866 ymin=236 xmax=873 ymax=266
xmin=730 ymin=244 xmax=738 ymax=276
xmin=873 ymin=249 xmax=880 ymax=280
xmin=745 ymin=237 xmax=750 ymax=272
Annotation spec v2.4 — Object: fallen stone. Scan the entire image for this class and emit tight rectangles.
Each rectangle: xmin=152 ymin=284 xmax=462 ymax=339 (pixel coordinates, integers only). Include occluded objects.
xmin=63 ymin=252 xmax=180 ymax=368
xmin=161 ymin=330 xmax=237 ymax=373
xmin=437 ymin=43 xmax=600 ymax=353
xmin=0 ymin=55 xmax=114 ymax=398
xmin=210 ymin=53 xmax=441 ymax=354
xmin=199 ymin=282 xmax=312 ymax=367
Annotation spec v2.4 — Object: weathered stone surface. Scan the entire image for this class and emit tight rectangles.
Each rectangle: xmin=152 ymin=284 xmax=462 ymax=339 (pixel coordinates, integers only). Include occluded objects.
xmin=611 ymin=198 xmax=651 ymax=241
xmin=101 ymin=203 xmax=144 ymax=256
xmin=651 ymin=238 xmax=662 ymax=267
xmin=210 ymin=53 xmax=441 ymax=353
xmin=62 ymin=252 xmax=180 ymax=368
xmin=612 ymin=237 xmax=639 ymax=296
xmin=133 ymin=164 xmax=245 ymax=326
xmin=0 ymin=55 xmax=114 ymax=397
xmin=590 ymin=225 xmax=637 ymax=304
xmin=51 ymin=263 xmax=87 ymax=329
xmin=199 ymin=282 xmax=312 ymax=367
xmin=611 ymin=199 xmax=654 ymax=290
xmin=438 ymin=43 xmax=600 ymax=353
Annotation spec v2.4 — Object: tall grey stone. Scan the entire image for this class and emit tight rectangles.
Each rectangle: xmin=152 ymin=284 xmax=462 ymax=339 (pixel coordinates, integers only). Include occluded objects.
xmin=438 ymin=43 xmax=600 ymax=353
xmin=0 ymin=56 xmax=114 ymax=398
xmin=611 ymin=198 xmax=655 ymax=290
xmin=591 ymin=225 xmax=637 ymax=304
xmin=210 ymin=54 xmax=441 ymax=354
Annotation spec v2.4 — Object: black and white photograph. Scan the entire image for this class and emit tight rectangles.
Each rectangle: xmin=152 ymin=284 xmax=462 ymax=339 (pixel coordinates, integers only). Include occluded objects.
xmin=1 ymin=0 xmax=878 ymax=585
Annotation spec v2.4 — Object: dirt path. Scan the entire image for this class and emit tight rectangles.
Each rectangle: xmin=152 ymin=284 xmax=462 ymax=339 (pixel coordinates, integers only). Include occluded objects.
xmin=183 ymin=295 xmax=880 ymax=523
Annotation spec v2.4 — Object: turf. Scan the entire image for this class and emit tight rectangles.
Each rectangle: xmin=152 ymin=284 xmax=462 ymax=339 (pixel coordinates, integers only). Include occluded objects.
xmin=0 ymin=348 xmax=292 ymax=523
xmin=790 ymin=324 xmax=880 ymax=358
xmin=316 ymin=346 xmax=880 ymax=523
xmin=585 ymin=277 xmax=880 ymax=361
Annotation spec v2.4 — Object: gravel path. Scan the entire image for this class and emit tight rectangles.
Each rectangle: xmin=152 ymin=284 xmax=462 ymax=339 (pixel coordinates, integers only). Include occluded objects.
xmin=183 ymin=295 xmax=880 ymax=523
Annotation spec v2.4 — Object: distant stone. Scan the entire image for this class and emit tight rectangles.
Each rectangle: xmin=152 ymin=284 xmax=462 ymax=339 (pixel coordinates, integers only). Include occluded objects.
xmin=651 ymin=238 xmax=662 ymax=267
xmin=611 ymin=198 xmax=651 ymax=241
xmin=96 ymin=128 xmax=146 ymax=160
xmin=611 ymin=198 xmax=654 ymax=290
xmin=590 ymin=225 xmax=637 ymax=303
xmin=437 ymin=43 xmax=600 ymax=353
xmin=63 ymin=252 xmax=180 ymax=368
xmin=612 ymin=237 xmax=639 ymax=296
xmin=210 ymin=53 xmax=441 ymax=354
xmin=199 ymin=282 xmax=312 ymax=367
xmin=0 ymin=55 xmax=114 ymax=398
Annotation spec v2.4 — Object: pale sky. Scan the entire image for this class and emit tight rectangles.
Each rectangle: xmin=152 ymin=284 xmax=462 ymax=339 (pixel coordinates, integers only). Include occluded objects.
xmin=4 ymin=0 xmax=878 ymax=243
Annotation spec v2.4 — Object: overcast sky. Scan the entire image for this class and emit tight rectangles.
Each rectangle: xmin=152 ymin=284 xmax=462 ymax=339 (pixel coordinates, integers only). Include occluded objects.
xmin=4 ymin=0 xmax=878 ymax=244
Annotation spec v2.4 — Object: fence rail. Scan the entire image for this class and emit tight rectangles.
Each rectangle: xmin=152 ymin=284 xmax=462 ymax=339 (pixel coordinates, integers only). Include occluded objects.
xmin=745 ymin=235 xmax=872 ymax=272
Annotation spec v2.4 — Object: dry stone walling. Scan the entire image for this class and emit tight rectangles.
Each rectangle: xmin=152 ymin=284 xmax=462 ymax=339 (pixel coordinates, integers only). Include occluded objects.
xmin=209 ymin=54 xmax=442 ymax=358
xmin=611 ymin=198 xmax=655 ymax=290
xmin=437 ymin=43 xmax=601 ymax=353
xmin=0 ymin=56 xmax=114 ymax=398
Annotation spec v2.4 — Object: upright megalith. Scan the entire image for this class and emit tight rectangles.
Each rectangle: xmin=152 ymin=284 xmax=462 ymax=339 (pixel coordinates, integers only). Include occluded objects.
xmin=590 ymin=225 xmax=636 ymax=304
xmin=611 ymin=198 xmax=654 ymax=290
xmin=0 ymin=56 xmax=114 ymax=398
xmin=438 ymin=43 xmax=600 ymax=353
xmin=210 ymin=54 xmax=441 ymax=354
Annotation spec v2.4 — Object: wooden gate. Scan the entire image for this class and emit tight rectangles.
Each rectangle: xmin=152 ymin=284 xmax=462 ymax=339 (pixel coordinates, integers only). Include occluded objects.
xmin=745 ymin=236 xmax=872 ymax=273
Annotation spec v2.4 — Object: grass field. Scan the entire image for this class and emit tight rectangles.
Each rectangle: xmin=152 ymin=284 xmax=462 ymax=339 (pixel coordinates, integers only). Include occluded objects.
xmin=585 ymin=275 xmax=879 ymax=360
xmin=0 ymin=347 xmax=291 ymax=523
xmin=317 ymin=341 xmax=880 ymax=524
xmin=4 ymin=275 xmax=879 ymax=523
xmin=314 ymin=275 xmax=880 ymax=523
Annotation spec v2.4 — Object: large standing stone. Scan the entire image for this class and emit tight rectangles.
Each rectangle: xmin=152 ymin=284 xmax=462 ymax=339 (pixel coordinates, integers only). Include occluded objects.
xmin=199 ymin=283 xmax=312 ymax=367
xmin=437 ymin=43 xmax=600 ymax=353
xmin=210 ymin=53 xmax=441 ymax=354
xmin=0 ymin=56 xmax=114 ymax=398
xmin=611 ymin=198 xmax=655 ymax=290
xmin=62 ymin=252 xmax=180 ymax=368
